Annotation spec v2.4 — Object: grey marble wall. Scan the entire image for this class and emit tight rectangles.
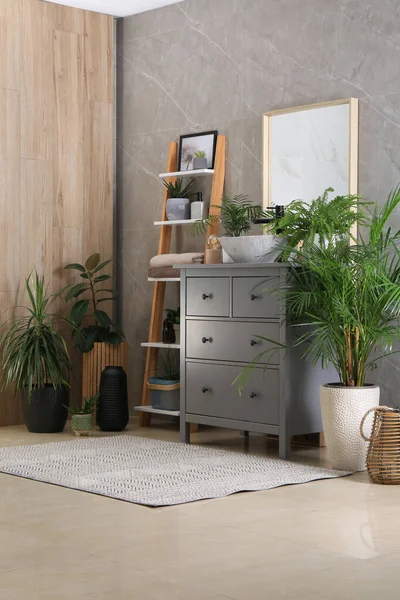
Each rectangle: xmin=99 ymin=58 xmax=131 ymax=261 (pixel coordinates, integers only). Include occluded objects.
xmin=117 ymin=0 xmax=400 ymax=410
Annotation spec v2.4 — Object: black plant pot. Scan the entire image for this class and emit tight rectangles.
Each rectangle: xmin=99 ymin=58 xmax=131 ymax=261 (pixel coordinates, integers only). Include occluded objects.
xmin=22 ymin=385 xmax=69 ymax=434
xmin=97 ymin=366 xmax=129 ymax=432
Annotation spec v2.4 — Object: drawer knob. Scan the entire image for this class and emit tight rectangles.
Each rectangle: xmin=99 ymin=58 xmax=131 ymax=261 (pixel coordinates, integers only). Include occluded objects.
xmin=202 ymin=337 xmax=213 ymax=344
xmin=250 ymin=294 xmax=258 ymax=301
xmin=250 ymin=339 xmax=258 ymax=346
xmin=249 ymin=392 xmax=257 ymax=399
xmin=202 ymin=387 xmax=209 ymax=394
xmin=202 ymin=293 xmax=213 ymax=300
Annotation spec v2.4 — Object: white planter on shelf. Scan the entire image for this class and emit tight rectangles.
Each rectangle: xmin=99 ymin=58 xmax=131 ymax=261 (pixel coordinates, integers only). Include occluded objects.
xmin=220 ymin=235 xmax=285 ymax=264
xmin=320 ymin=384 xmax=380 ymax=471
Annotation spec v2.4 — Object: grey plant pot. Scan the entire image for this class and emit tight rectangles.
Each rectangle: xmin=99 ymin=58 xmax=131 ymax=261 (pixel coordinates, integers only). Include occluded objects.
xmin=193 ymin=157 xmax=208 ymax=170
xmin=166 ymin=197 xmax=190 ymax=221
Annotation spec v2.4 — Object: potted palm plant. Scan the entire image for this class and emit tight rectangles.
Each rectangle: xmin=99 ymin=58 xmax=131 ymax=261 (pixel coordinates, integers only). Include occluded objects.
xmin=162 ymin=177 xmax=195 ymax=221
xmin=193 ymin=194 xmax=279 ymax=263
xmin=61 ymin=253 xmax=126 ymax=400
xmin=67 ymin=394 xmax=98 ymax=437
xmin=0 ymin=272 xmax=71 ymax=433
xmin=239 ymin=187 xmax=400 ymax=471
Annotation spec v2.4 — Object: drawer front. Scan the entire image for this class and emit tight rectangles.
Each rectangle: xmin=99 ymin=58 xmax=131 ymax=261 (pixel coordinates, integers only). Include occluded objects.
xmin=186 ymin=320 xmax=280 ymax=365
xmin=186 ymin=277 xmax=230 ymax=317
xmin=186 ymin=362 xmax=279 ymax=425
xmin=233 ymin=277 xmax=279 ymax=319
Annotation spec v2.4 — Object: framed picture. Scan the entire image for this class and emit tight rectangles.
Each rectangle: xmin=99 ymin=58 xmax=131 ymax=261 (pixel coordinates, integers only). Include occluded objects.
xmin=178 ymin=130 xmax=218 ymax=171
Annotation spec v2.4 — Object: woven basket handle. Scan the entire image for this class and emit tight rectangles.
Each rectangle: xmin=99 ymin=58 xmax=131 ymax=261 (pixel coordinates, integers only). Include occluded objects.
xmin=360 ymin=407 xmax=382 ymax=442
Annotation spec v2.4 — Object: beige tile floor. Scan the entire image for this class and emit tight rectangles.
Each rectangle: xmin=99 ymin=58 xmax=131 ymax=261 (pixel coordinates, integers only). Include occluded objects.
xmin=0 ymin=419 xmax=399 ymax=599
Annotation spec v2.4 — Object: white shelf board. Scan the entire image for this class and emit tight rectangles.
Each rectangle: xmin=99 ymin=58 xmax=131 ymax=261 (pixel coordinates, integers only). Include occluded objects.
xmin=141 ymin=342 xmax=180 ymax=349
xmin=159 ymin=169 xmax=214 ymax=178
xmin=154 ymin=219 xmax=197 ymax=226
xmin=148 ymin=277 xmax=181 ymax=282
xmin=134 ymin=405 xmax=180 ymax=417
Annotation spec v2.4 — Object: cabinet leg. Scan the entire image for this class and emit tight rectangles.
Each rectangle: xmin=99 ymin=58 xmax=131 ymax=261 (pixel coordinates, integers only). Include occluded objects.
xmin=279 ymin=433 xmax=291 ymax=460
xmin=180 ymin=421 xmax=190 ymax=444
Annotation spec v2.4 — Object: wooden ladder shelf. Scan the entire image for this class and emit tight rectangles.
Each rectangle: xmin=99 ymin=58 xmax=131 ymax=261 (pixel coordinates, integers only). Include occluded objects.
xmin=139 ymin=135 xmax=226 ymax=426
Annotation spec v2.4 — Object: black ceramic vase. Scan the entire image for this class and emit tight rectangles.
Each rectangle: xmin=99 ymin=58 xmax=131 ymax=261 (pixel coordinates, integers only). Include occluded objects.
xmin=97 ymin=366 xmax=129 ymax=432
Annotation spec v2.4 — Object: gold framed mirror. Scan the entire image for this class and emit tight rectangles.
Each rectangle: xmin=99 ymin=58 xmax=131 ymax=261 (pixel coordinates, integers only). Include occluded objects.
xmin=263 ymin=99 xmax=359 ymax=231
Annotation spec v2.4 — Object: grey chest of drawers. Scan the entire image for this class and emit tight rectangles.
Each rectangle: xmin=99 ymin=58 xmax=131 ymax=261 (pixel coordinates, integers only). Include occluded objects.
xmin=178 ymin=263 xmax=335 ymax=460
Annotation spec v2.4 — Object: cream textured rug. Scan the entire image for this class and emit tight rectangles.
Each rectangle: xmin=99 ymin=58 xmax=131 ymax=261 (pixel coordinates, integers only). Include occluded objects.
xmin=0 ymin=436 xmax=349 ymax=506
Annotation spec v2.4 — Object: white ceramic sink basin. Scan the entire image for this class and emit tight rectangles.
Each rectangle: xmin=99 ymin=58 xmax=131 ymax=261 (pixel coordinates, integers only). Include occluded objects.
xmin=220 ymin=235 xmax=285 ymax=264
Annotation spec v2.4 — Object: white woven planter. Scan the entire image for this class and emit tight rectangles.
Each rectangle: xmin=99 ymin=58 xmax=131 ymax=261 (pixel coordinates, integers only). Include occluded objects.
xmin=320 ymin=384 xmax=380 ymax=471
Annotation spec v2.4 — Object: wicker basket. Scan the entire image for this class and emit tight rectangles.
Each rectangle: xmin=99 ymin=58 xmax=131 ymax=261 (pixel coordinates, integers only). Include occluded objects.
xmin=360 ymin=406 xmax=400 ymax=484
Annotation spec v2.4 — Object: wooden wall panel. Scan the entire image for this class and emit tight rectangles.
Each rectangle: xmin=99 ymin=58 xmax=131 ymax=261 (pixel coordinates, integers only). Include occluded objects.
xmin=0 ymin=0 xmax=20 ymax=90
xmin=20 ymin=160 xmax=53 ymax=285
xmin=0 ymin=88 xmax=21 ymax=293
xmin=84 ymin=11 xmax=113 ymax=102
xmin=20 ymin=0 xmax=55 ymax=160
xmin=0 ymin=0 xmax=113 ymax=426
xmin=54 ymin=29 xmax=84 ymax=229
xmin=84 ymin=101 xmax=113 ymax=259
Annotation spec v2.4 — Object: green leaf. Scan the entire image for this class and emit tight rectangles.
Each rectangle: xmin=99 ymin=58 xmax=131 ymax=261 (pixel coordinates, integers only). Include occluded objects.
xmin=92 ymin=259 xmax=112 ymax=274
xmin=99 ymin=331 xmax=121 ymax=346
xmin=97 ymin=297 xmax=115 ymax=304
xmin=65 ymin=283 xmax=89 ymax=302
xmin=94 ymin=310 xmax=112 ymax=327
xmin=80 ymin=273 xmax=90 ymax=279
xmin=85 ymin=253 xmax=100 ymax=271
xmin=95 ymin=288 xmax=114 ymax=295
xmin=70 ymin=299 xmax=90 ymax=325
xmin=65 ymin=263 xmax=86 ymax=272
xmin=94 ymin=275 xmax=111 ymax=283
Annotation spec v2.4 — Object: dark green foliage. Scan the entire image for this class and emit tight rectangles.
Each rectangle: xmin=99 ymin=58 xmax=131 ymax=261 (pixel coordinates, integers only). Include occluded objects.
xmin=61 ymin=253 xmax=124 ymax=353
xmin=162 ymin=177 xmax=195 ymax=198
xmin=192 ymin=194 xmax=269 ymax=237
xmin=268 ymin=188 xmax=369 ymax=258
xmin=0 ymin=272 xmax=71 ymax=392
xmin=158 ymin=350 xmax=180 ymax=381
xmin=238 ymin=186 xmax=400 ymax=390
xmin=66 ymin=394 xmax=98 ymax=415
xmin=165 ymin=307 xmax=180 ymax=325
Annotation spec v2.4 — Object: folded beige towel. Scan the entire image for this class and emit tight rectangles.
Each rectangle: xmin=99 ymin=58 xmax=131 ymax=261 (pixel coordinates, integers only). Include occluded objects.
xmin=148 ymin=267 xmax=181 ymax=279
xmin=150 ymin=253 xmax=204 ymax=268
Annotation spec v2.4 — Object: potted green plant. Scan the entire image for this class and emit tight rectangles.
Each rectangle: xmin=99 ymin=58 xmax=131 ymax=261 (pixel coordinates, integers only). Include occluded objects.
xmin=162 ymin=177 xmax=195 ymax=221
xmin=67 ymin=394 xmax=98 ymax=436
xmin=148 ymin=350 xmax=180 ymax=411
xmin=0 ymin=272 xmax=71 ymax=433
xmin=239 ymin=186 xmax=400 ymax=471
xmin=193 ymin=150 xmax=207 ymax=170
xmin=61 ymin=253 xmax=126 ymax=399
xmin=163 ymin=308 xmax=180 ymax=344
xmin=268 ymin=188 xmax=367 ymax=259
xmin=193 ymin=194 xmax=279 ymax=263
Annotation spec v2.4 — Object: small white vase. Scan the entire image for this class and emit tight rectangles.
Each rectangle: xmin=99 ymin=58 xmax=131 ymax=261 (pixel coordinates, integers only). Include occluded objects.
xmin=320 ymin=384 xmax=380 ymax=471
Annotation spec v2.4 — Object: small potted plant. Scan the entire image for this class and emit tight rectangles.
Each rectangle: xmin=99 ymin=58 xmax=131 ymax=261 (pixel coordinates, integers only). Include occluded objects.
xmin=193 ymin=194 xmax=277 ymax=263
xmin=163 ymin=308 xmax=180 ymax=344
xmin=148 ymin=350 xmax=180 ymax=411
xmin=0 ymin=272 xmax=72 ymax=433
xmin=67 ymin=394 xmax=98 ymax=437
xmin=162 ymin=177 xmax=195 ymax=221
xmin=193 ymin=150 xmax=207 ymax=170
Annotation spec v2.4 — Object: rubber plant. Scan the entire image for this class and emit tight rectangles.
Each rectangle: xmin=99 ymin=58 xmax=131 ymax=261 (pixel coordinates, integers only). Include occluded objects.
xmin=62 ymin=253 xmax=124 ymax=353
